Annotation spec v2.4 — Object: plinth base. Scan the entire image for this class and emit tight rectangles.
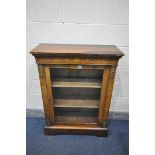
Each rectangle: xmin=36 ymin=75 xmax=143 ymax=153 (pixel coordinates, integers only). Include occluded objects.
xmin=44 ymin=124 xmax=108 ymax=137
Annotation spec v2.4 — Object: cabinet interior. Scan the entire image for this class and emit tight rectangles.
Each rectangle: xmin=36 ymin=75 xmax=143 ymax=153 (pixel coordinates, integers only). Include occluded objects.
xmin=50 ymin=67 xmax=104 ymax=125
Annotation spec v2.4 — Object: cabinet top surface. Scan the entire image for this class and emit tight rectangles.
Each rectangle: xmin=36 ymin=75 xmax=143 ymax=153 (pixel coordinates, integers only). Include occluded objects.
xmin=30 ymin=44 xmax=124 ymax=58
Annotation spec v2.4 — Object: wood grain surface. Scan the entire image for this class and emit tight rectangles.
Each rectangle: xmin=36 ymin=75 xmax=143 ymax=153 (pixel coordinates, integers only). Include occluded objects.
xmin=31 ymin=44 xmax=124 ymax=136
xmin=31 ymin=44 xmax=124 ymax=58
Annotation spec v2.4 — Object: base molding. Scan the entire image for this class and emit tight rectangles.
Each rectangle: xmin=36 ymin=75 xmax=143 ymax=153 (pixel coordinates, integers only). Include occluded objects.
xmin=44 ymin=124 xmax=108 ymax=137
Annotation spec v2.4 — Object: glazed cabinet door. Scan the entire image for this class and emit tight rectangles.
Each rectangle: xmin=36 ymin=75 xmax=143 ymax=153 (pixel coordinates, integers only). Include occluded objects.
xmin=42 ymin=64 xmax=110 ymax=126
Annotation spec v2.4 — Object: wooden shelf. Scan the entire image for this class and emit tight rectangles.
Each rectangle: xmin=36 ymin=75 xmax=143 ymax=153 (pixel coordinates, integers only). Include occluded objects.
xmin=54 ymin=99 xmax=99 ymax=108
xmin=52 ymin=78 xmax=102 ymax=82
xmin=55 ymin=116 xmax=98 ymax=124
xmin=52 ymin=81 xmax=101 ymax=88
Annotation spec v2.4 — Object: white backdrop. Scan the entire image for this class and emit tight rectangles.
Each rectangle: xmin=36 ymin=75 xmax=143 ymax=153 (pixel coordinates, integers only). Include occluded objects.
xmin=26 ymin=0 xmax=129 ymax=112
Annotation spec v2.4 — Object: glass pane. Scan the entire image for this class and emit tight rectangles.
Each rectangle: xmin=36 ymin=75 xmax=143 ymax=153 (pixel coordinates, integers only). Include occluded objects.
xmin=50 ymin=67 xmax=103 ymax=124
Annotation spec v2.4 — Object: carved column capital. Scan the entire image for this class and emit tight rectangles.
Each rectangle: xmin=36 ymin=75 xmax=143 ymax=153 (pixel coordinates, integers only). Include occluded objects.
xmin=38 ymin=64 xmax=44 ymax=78
xmin=110 ymin=65 xmax=117 ymax=79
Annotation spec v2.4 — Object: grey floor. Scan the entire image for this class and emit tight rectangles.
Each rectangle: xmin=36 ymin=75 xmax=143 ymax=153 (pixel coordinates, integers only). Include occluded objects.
xmin=26 ymin=117 xmax=129 ymax=155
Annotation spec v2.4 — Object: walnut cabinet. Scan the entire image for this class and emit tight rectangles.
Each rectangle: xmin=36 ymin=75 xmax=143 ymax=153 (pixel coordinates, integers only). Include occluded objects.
xmin=30 ymin=44 xmax=124 ymax=137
